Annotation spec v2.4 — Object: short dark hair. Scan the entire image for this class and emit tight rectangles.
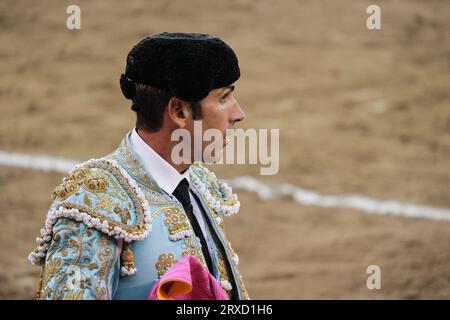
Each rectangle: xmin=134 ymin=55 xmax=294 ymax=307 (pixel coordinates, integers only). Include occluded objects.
xmin=132 ymin=83 xmax=203 ymax=132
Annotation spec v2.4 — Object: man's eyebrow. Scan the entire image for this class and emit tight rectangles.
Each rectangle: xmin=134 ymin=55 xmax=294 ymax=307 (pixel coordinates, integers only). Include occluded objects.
xmin=219 ymin=85 xmax=235 ymax=94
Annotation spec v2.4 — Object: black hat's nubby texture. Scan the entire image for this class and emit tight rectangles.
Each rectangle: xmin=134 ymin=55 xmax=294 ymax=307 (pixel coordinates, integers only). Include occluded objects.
xmin=120 ymin=32 xmax=240 ymax=102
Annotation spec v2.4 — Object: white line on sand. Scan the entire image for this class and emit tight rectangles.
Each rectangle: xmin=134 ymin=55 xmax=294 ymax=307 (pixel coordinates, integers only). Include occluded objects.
xmin=225 ymin=176 xmax=450 ymax=221
xmin=1 ymin=150 xmax=449 ymax=221
xmin=0 ymin=150 xmax=77 ymax=173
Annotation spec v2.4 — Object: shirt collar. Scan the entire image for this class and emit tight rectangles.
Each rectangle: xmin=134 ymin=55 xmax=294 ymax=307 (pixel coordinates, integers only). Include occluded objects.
xmin=129 ymin=128 xmax=190 ymax=195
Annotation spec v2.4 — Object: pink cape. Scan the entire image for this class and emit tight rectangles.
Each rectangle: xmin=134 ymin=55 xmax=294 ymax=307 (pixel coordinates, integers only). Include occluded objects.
xmin=147 ymin=255 xmax=229 ymax=300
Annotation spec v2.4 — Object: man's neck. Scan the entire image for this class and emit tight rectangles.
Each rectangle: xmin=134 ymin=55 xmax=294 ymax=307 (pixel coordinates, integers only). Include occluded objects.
xmin=136 ymin=128 xmax=190 ymax=174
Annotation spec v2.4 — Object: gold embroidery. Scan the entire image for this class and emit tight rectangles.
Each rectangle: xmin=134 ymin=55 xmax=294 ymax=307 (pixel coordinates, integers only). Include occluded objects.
xmin=95 ymin=193 xmax=117 ymax=214
xmin=115 ymin=137 xmax=161 ymax=192
xmin=120 ymin=242 xmax=135 ymax=271
xmin=52 ymin=167 xmax=90 ymax=200
xmin=182 ymin=237 xmax=207 ymax=267
xmin=163 ymin=206 xmax=191 ymax=237
xmin=66 ymin=290 xmax=84 ymax=300
xmin=36 ymin=219 xmax=118 ymax=300
xmin=52 ymin=180 xmax=79 ymax=200
xmin=52 ymin=168 xmax=109 ymax=201
xmin=96 ymin=236 xmax=115 ymax=300
xmin=191 ymin=164 xmax=238 ymax=214
xmin=155 ymin=253 xmax=177 ymax=277
xmin=238 ymin=272 xmax=249 ymax=300
xmin=220 ymin=238 xmax=249 ymax=300
xmin=110 ymin=138 xmax=174 ymax=210
xmin=190 ymin=185 xmax=224 ymax=232
xmin=113 ymin=206 xmax=131 ymax=224
xmin=110 ymin=176 xmax=129 ymax=202
xmin=213 ymin=233 xmax=235 ymax=299
xmin=61 ymin=202 xmax=150 ymax=236
xmin=72 ymin=166 xmax=90 ymax=181
xmin=51 ymin=159 xmax=151 ymax=237
xmin=86 ymin=160 xmax=148 ymax=228
xmin=217 ymin=257 xmax=228 ymax=283
xmin=53 ymin=233 xmax=61 ymax=242
xmin=83 ymin=172 xmax=109 ymax=193
xmin=41 ymin=259 xmax=62 ymax=290
xmin=226 ymin=239 xmax=236 ymax=258
xmin=37 ymin=222 xmax=84 ymax=299
xmin=145 ymin=189 xmax=173 ymax=206
xmin=83 ymin=193 xmax=92 ymax=207
xmin=217 ymin=255 xmax=233 ymax=299
xmin=87 ymin=263 xmax=98 ymax=270
xmin=35 ymin=267 xmax=45 ymax=300
xmin=49 ymin=223 xmax=83 ymax=264
xmin=122 ymin=208 xmax=131 ymax=224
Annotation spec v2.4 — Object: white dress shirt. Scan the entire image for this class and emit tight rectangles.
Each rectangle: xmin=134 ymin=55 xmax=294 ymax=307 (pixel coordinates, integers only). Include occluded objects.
xmin=129 ymin=128 xmax=216 ymax=263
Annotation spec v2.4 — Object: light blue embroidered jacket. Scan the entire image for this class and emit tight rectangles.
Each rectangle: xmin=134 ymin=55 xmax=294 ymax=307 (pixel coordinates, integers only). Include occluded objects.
xmin=29 ymin=132 xmax=249 ymax=300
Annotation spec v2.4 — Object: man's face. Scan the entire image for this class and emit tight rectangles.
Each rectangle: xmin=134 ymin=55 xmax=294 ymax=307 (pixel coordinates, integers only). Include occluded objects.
xmin=185 ymin=85 xmax=245 ymax=162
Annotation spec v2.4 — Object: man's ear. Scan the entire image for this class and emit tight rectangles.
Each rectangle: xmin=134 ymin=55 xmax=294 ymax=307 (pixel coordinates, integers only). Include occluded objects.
xmin=167 ymin=97 xmax=191 ymax=128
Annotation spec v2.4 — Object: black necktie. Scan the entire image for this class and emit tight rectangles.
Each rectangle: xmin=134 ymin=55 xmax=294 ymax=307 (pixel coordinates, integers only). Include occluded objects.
xmin=173 ymin=178 xmax=213 ymax=273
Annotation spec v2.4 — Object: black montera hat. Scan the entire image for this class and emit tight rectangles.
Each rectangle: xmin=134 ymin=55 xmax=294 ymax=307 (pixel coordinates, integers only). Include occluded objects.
xmin=120 ymin=32 xmax=240 ymax=102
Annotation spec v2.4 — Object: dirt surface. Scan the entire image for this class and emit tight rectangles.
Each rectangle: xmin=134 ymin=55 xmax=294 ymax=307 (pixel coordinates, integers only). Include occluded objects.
xmin=0 ymin=0 xmax=449 ymax=299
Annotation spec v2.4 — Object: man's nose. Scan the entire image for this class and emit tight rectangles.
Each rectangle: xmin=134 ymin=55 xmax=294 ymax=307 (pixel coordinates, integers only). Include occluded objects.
xmin=231 ymin=102 xmax=245 ymax=124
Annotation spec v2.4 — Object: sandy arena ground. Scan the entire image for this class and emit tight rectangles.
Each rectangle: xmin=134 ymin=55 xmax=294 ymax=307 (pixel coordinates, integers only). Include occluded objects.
xmin=0 ymin=0 xmax=449 ymax=299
